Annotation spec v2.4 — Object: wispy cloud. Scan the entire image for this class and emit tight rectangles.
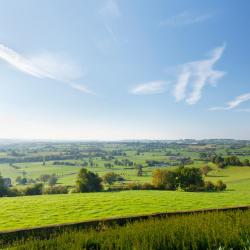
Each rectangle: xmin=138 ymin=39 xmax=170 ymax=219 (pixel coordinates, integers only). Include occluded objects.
xmin=130 ymin=81 xmax=167 ymax=95
xmin=160 ymin=10 xmax=214 ymax=27
xmin=0 ymin=43 xmax=94 ymax=94
xmin=99 ymin=0 xmax=121 ymax=19
xmin=173 ymin=45 xmax=226 ymax=105
xmin=70 ymin=83 xmax=96 ymax=95
xmin=209 ymin=93 xmax=250 ymax=111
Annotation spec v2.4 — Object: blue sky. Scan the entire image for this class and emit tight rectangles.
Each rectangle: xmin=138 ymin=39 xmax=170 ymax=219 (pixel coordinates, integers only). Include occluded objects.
xmin=0 ymin=0 xmax=249 ymax=140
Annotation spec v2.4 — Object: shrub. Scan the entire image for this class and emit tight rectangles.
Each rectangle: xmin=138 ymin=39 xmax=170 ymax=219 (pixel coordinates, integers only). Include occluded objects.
xmin=200 ymin=165 xmax=212 ymax=176
xmin=23 ymin=183 xmax=43 ymax=196
xmin=215 ymin=180 xmax=227 ymax=191
xmin=7 ymin=187 xmax=22 ymax=197
xmin=43 ymin=185 xmax=68 ymax=194
xmin=141 ymin=182 xmax=154 ymax=190
xmin=203 ymin=181 xmax=216 ymax=191
xmin=127 ymin=182 xmax=141 ymax=190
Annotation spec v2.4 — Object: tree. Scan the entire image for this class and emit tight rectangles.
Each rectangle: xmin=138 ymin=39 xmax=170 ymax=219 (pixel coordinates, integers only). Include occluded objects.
xmin=152 ymin=169 xmax=178 ymax=190
xmin=76 ymin=168 xmax=103 ymax=192
xmin=102 ymin=172 xmax=122 ymax=185
xmin=38 ymin=174 xmax=50 ymax=183
xmin=48 ymin=174 xmax=58 ymax=186
xmin=0 ymin=173 xmax=8 ymax=197
xmin=104 ymin=163 xmax=113 ymax=169
xmin=16 ymin=176 xmax=23 ymax=185
xmin=176 ymin=167 xmax=204 ymax=191
xmin=16 ymin=176 xmax=27 ymax=185
xmin=200 ymin=165 xmax=212 ymax=176
xmin=136 ymin=164 xmax=143 ymax=177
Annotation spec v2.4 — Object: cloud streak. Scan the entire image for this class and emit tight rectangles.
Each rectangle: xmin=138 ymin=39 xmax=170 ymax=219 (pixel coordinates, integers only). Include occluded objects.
xmin=209 ymin=93 xmax=250 ymax=111
xmin=130 ymin=81 xmax=167 ymax=95
xmin=173 ymin=45 xmax=226 ymax=105
xmin=160 ymin=11 xmax=214 ymax=27
xmin=0 ymin=43 xmax=93 ymax=94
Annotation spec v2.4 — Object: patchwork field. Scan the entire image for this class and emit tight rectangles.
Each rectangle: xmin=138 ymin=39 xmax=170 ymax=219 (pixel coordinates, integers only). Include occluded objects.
xmin=0 ymin=141 xmax=250 ymax=232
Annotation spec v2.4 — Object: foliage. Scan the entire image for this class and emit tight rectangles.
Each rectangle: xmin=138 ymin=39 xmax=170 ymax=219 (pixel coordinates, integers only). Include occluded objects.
xmin=176 ymin=167 xmax=204 ymax=191
xmin=136 ymin=164 xmax=143 ymax=177
xmin=16 ymin=176 xmax=27 ymax=185
xmin=200 ymin=165 xmax=212 ymax=176
xmin=37 ymin=174 xmax=51 ymax=183
xmin=102 ymin=172 xmax=123 ymax=185
xmin=76 ymin=168 xmax=103 ymax=192
xmin=48 ymin=174 xmax=58 ymax=186
xmin=0 ymin=173 xmax=8 ymax=197
xmin=152 ymin=169 xmax=178 ymax=190
xmin=23 ymin=183 xmax=43 ymax=196
xmin=43 ymin=185 xmax=68 ymax=194
xmin=215 ymin=180 xmax=227 ymax=191
xmin=152 ymin=167 xmax=226 ymax=192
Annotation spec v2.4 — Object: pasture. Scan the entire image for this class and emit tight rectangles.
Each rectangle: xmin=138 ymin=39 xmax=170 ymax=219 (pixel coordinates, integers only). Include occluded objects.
xmin=0 ymin=141 xmax=249 ymax=231
xmin=4 ymin=209 xmax=250 ymax=250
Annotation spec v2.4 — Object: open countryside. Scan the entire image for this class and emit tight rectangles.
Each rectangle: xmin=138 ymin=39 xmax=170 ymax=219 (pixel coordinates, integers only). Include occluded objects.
xmin=0 ymin=140 xmax=249 ymax=232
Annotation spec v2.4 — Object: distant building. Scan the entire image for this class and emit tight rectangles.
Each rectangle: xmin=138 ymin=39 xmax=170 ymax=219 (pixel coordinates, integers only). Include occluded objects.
xmin=3 ymin=178 xmax=11 ymax=188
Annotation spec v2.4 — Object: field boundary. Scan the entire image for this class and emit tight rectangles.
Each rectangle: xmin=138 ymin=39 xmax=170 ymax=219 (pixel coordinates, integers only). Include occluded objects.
xmin=1 ymin=205 xmax=249 ymax=245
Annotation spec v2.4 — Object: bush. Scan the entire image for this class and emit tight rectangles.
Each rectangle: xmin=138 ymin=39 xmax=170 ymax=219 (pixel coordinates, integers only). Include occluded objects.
xmin=215 ymin=180 xmax=227 ymax=191
xmin=127 ymin=182 xmax=141 ymax=190
xmin=7 ymin=187 xmax=22 ymax=197
xmin=23 ymin=183 xmax=43 ymax=196
xmin=203 ymin=181 xmax=216 ymax=191
xmin=43 ymin=185 xmax=68 ymax=194
xmin=151 ymin=167 xmax=226 ymax=192
xmin=141 ymin=182 xmax=154 ymax=190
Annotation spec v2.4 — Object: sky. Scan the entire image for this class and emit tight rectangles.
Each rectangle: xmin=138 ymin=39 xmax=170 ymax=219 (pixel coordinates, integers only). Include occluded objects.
xmin=0 ymin=0 xmax=250 ymax=140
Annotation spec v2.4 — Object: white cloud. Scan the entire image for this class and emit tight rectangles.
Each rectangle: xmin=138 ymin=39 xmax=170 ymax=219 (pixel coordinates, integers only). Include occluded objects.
xmin=70 ymin=83 xmax=96 ymax=95
xmin=0 ymin=43 xmax=93 ymax=94
xmin=130 ymin=81 xmax=167 ymax=95
xmin=160 ymin=11 xmax=214 ymax=27
xmin=100 ymin=0 xmax=121 ymax=18
xmin=209 ymin=93 xmax=250 ymax=111
xmin=173 ymin=45 xmax=226 ymax=105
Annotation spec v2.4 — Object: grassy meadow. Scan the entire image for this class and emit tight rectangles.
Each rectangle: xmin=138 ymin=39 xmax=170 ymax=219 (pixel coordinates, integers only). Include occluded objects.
xmin=0 ymin=141 xmax=250 ymax=232
xmin=4 ymin=210 xmax=250 ymax=250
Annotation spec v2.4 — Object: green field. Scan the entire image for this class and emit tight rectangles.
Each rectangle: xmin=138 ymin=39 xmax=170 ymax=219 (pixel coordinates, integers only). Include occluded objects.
xmin=5 ymin=210 xmax=250 ymax=250
xmin=0 ymin=166 xmax=249 ymax=231
xmin=0 ymin=141 xmax=250 ymax=231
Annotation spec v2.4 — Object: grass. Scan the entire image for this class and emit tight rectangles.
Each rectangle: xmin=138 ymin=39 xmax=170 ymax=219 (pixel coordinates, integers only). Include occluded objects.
xmin=0 ymin=166 xmax=249 ymax=231
xmin=0 ymin=187 xmax=249 ymax=231
xmin=4 ymin=210 xmax=250 ymax=250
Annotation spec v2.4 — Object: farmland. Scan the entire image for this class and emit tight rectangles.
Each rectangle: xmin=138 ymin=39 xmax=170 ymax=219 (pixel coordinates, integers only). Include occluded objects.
xmin=4 ymin=209 xmax=250 ymax=250
xmin=0 ymin=140 xmax=250 ymax=231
